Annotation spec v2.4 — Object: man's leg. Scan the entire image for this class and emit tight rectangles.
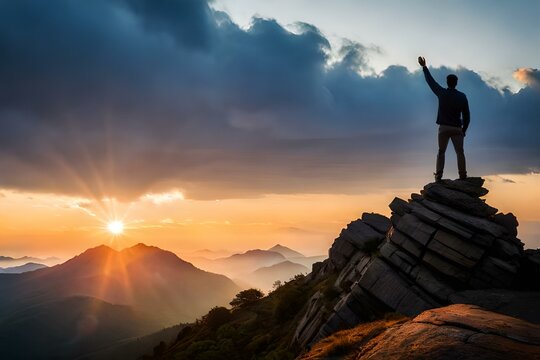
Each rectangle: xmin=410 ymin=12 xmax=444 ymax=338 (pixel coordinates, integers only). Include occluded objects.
xmin=450 ymin=131 xmax=467 ymax=179
xmin=436 ymin=127 xmax=451 ymax=181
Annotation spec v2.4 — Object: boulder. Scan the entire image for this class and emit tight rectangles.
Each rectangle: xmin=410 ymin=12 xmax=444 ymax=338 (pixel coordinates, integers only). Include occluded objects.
xmin=409 ymin=264 xmax=455 ymax=303
xmin=346 ymin=220 xmax=385 ymax=244
xmin=358 ymin=258 xmax=438 ymax=316
xmin=335 ymin=251 xmax=368 ymax=290
xmin=421 ymin=199 xmax=507 ymax=238
xmin=361 ymin=212 xmax=391 ymax=234
xmin=421 ymin=251 xmax=470 ymax=284
xmin=492 ymin=212 xmax=519 ymax=237
xmin=472 ymin=256 xmax=518 ymax=288
xmin=422 ymin=183 xmax=498 ymax=218
xmin=437 ymin=178 xmax=489 ymax=197
xmin=389 ymin=197 xmax=411 ymax=216
xmin=356 ymin=304 xmax=540 ymax=360
xmin=293 ymin=291 xmax=327 ymax=348
xmin=388 ymin=229 xmax=424 ymax=259
xmin=328 ymin=237 xmax=357 ymax=270
xmin=380 ymin=240 xmax=418 ymax=275
xmin=300 ymin=304 xmax=540 ymax=360
xmin=413 ymin=304 xmax=540 ymax=344
xmin=407 ymin=201 xmax=474 ymax=240
xmin=427 ymin=230 xmax=485 ymax=268
xmin=395 ymin=213 xmax=437 ymax=246
xmin=449 ymin=289 xmax=540 ymax=324
xmin=516 ymin=249 xmax=540 ymax=291
xmin=491 ymin=237 xmax=522 ymax=259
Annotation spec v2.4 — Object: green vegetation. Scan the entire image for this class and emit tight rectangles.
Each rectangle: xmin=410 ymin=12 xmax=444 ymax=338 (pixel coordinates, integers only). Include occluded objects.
xmin=139 ymin=274 xmax=318 ymax=360
xmin=229 ymin=289 xmax=264 ymax=309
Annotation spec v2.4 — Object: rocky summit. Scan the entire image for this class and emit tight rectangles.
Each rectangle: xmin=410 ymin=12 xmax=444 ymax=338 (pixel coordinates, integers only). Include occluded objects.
xmin=294 ymin=177 xmax=540 ymax=349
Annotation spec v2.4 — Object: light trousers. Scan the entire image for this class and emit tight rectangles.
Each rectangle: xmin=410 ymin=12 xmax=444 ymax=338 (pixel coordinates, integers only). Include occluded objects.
xmin=436 ymin=125 xmax=467 ymax=178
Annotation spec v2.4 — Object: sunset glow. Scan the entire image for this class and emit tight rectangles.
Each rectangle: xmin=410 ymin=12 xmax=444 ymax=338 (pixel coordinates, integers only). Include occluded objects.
xmin=1 ymin=1 xmax=539 ymax=358
xmin=107 ymin=221 xmax=124 ymax=235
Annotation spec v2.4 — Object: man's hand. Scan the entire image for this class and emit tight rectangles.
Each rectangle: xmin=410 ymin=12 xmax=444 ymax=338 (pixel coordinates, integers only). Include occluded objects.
xmin=418 ymin=56 xmax=426 ymax=67
xmin=462 ymin=128 xmax=467 ymax=137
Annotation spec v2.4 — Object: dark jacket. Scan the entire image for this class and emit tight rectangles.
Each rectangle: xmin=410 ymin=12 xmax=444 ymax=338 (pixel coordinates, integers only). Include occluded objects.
xmin=423 ymin=66 xmax=470 ymax=132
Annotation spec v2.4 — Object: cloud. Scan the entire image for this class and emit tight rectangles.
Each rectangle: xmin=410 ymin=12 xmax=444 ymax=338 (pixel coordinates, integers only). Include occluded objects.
xmin=0 ymin=0 xmax=539 ymax=200
xmin=513 ymin=68 xmax=540 ymax=88
xmin=140 ymin=190 xmax=185 ymax=204
xmin=497 ymin=176 xmax=516 ymax=184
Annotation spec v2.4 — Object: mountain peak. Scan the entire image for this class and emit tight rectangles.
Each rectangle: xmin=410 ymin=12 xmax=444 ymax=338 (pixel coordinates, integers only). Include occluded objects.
xmin=129 ymin=243 xmax=154 ymax=250
xmin=234 ymin=249 xmax=284 ymax=258
xmin=268 ymin=244 xmax=305 ymax=258
xmin=123 ymin=243 xmax=161 ymax=255
xmin=80 ymin=244 xmax=117 ymax=256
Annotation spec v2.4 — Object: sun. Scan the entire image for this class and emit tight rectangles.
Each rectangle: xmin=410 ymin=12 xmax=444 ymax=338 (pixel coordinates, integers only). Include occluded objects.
xmin=107 ymin=220 xmax=124 ymax=235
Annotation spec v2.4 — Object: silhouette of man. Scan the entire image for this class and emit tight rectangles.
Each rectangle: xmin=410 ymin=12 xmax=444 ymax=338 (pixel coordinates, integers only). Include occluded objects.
xmin=418 ymin=56 xmax=470 ymax=181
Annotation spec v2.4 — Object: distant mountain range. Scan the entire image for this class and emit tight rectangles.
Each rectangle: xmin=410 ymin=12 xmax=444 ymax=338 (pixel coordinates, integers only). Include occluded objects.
xmin=0 ymin=243 xmax=239 ymax=360
xmin=0 ymin=255 xmax=60 ymax=267
xmin=268 ymin=244 xmax=306 ymax=258
xmin=188 ymin=248 xmax=233 ymax=259
xmin=188 ymin=244 xmax=327 ymax=291
xmin=246 ymin=260 xmax=309 ymax=290
xmin=0 ymin=262 xmax=48 ymax=274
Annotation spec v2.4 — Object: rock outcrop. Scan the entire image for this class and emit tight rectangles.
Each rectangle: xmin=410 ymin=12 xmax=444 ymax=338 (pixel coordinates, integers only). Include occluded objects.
xmin=300 ymin=304 xmax=540 ymax=360
xmin=294 ymin=177 xmax=540 ymax=348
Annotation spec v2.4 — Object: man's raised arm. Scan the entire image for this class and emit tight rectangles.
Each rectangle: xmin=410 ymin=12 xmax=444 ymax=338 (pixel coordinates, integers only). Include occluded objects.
xmin=418 ymin=56 xmax=443 ymax=96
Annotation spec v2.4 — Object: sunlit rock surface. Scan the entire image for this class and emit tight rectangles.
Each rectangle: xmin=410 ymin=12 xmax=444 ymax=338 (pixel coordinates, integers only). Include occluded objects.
xmin=299 ymin=304 xmax=540 ymax=360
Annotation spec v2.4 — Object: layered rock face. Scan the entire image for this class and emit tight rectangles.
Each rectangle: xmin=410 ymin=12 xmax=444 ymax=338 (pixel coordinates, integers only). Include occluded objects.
xmin=294 ymin=178 xmax=540 ymax=348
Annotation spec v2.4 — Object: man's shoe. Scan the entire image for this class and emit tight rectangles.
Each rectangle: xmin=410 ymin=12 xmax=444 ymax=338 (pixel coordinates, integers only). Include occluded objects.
xmin=459 ymin=174 xmax=468 ymax=180
xmin=434 ymin=172 xmax=442 ymax=182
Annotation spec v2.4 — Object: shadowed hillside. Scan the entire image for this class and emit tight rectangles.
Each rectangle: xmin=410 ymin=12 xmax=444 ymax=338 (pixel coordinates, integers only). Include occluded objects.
xmin=0 ymin=296 xmax=160 ymax=360
xmin=0 ymin=243 xmax=239 ymax=360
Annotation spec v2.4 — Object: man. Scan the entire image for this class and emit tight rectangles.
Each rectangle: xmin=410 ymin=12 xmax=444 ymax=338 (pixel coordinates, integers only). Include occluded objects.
xmin=419 ymin=56 xmax=470 ymax=181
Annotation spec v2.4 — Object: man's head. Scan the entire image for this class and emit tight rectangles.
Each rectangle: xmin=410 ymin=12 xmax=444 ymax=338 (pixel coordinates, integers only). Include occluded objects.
xmin=447 ymin=74 xmax=458 ymax=89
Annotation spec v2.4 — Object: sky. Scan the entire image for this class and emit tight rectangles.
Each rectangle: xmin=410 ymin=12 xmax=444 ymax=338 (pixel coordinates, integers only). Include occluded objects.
xmin=214 ymin=0 xmax=540 ymax=91
xmin=0 ymin=0 xmax=539 ymax=259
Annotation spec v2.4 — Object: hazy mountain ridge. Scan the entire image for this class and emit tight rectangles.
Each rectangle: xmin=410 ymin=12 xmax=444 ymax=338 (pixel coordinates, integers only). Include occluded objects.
xmin=0 ymin=255 xmax=60 ymax=267
xmin=246 ymin=260 xmax=309 ymax=291
xmin=268 ymin=244 xmax=305 ymax=258
xmin=0 ymin=262 xmax=48 ymax=273
xmin=188 ymin=245 xmax=326 ymax=290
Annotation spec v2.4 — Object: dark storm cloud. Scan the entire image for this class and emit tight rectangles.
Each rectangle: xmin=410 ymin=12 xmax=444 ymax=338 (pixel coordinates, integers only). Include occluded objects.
xmin=0 ymin=0 xmax=539 ymax=200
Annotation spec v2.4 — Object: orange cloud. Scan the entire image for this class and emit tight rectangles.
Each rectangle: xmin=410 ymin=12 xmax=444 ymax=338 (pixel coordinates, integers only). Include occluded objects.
xmin=513 ymin=68 xmax=540 ymax=87
xmin=140 ymin=190 xmax=185 ymax=204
